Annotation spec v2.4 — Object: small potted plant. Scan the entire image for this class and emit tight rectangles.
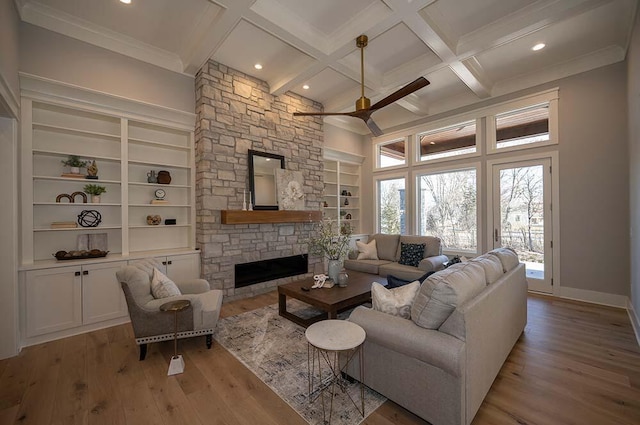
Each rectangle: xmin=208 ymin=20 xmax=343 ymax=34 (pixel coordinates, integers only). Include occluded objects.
xmin=61 ymin=155 xmax=88 ymax=174
xmin=84 ymin=184 xmax=107 ymax=203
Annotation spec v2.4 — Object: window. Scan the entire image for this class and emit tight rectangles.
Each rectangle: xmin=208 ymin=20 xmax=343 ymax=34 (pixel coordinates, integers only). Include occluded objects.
xmin=417 ymin=120 xmax=476 ymax=162
xmin=417 ymin=168 xmax=477 ymax=251
xmin=377 ymin=177 xmax=406 ymax=234
xmin=377 ymin=138 xmax=405 ymax=168
xmin=495 ymin=103 xmax=550 ymax=149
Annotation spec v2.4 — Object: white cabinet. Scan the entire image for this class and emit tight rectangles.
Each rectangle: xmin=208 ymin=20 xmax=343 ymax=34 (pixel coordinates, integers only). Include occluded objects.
xmin=82 ymin=261 xmax=128 ymax=325
xmin=25 ymin=267 xmax=82 ymax=337
xmin=24 ymin=260 xmax=128 ymax=337
xmin=323 ymin=150 xmax=363 ymax=235
xmin=130 ymin=253 xmax=200 ymax=280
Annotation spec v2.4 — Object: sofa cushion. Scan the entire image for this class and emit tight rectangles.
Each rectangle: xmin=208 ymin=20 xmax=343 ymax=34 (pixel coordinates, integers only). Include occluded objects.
xmin=370 ymin=234 xmax=400 ymax=261
xmin=395 ymin=235 xmax=442 ymax=260
xmin=488 ymin=247 xmax=519 ymax=272
xmin=343 ymin=259 xmax=393 ymax=274
xmin=470 ymin=254 xmax=504 ymax=284
xmin=356 ymin=239 xmax=379 ymax=260
xmin=398 ymin=242 xmax=425 ymax=267
xmin=411 ymin=261 xmax=486 ymax=329
xmin=371 ymin=281 xmax=420 ymax=319
xmin=379 ymin=262 xmax=429 ymax=281
xmin=151 ymin=267 xmax=181 ymax=299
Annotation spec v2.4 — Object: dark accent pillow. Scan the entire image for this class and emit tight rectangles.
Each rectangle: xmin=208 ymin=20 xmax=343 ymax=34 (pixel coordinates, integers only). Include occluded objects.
xmin=386 ymin=271 xmax=435 ymax=289
xmin=398 ymin=243 xmax=425 ymax=267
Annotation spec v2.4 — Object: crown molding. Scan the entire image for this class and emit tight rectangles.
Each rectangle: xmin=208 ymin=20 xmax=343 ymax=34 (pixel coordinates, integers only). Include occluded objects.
xmin=19 ymin=1 xmax=187 ymax=75
xmin=0 ymin=72 xmax=20 ymax=119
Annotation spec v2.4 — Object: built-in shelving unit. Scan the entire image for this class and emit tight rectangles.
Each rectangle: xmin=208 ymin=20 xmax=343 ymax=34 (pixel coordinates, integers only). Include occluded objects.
xmin=323 ymin=149 xmax=364 ymax=235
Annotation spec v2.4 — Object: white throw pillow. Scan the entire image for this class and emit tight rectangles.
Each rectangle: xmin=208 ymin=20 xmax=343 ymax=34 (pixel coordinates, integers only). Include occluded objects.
xmin=151 ymin=267 xmax=181 ymax=299
xmin=356 ymin=239 xmax=379 ymax=260
xmin=371 ymin=281 xmax=420 ymax=319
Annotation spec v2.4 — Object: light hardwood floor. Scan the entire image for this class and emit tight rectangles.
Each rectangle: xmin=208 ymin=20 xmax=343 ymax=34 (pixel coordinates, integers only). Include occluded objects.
xmin=1 ymin=292 xmax=639 ymax=425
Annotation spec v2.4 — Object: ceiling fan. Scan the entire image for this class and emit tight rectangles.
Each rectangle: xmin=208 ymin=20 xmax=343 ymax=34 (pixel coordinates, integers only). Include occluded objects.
xmin=293 ymin=35 xmax=430 ymax=136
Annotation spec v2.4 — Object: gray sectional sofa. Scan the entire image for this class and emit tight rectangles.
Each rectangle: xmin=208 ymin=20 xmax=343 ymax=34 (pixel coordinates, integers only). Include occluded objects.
xmin=344 ymin=233 xmax=449 ymax=281
xmin=347 ymin=248 xmax=527 ymax=425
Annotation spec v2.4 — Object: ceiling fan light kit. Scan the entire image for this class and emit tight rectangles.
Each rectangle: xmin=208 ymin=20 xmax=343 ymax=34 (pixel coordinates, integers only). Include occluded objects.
xmin=293 ymin=34 xmax=430 ymax=137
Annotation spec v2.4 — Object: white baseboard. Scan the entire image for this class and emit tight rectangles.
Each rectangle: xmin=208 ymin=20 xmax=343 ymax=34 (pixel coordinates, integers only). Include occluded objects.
xmin=556 ymin=286 xmax=628 ymax=308
xmin=628 ymin=299 xmax=640 ymax=347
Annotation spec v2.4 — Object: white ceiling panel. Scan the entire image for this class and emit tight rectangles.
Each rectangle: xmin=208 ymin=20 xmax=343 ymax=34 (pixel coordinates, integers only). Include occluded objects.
xmin=213 ymin=20 xmax=316 ymax=90
xmin=288 ymin=67 xmax=361 ymax=106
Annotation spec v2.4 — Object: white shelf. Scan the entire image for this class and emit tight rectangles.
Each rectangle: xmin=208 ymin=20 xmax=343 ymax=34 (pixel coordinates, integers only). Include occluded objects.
xmin=34 ymin=202 xmax=121 ymax=206
xmin=129 ymin=224 xmax=191 ymax=229
xmin=33 ymin=149 xmax=120 ymax=163
xmin=128 ymin=204 xmax=191 ymax=208
xmin=33 ymin=122 xmax=120 ymax=141
xmin=128 ymin=137 xmax=190 ymax=151
xmin=128 ymin=159 xmax=190 ymax=169
xmin=33 ymin=175 xmax=121 ymax=184
xmin=128 ymin=181 xmax=190 ymax=188
xmin=34 ymin=226 xmax=122 ymax=232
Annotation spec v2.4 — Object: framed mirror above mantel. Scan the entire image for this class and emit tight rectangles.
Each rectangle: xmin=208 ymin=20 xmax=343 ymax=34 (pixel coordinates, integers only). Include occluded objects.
xmin=248 ymin=150 xmax=285 ymax=210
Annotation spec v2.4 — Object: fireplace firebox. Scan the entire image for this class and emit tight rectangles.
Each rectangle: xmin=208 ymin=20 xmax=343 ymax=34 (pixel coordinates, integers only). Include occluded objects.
xmin=234 ymin=254 xmax=308 ymax=288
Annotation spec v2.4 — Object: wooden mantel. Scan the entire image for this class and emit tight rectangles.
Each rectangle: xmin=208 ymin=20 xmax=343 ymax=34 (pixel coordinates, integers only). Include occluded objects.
xmin=221 ymin=210 xmax=322 ymax=224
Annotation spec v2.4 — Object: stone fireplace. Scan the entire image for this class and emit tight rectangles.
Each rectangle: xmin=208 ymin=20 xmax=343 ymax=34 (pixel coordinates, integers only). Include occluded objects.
xmin=195 ymin=60 xmax=324 ymax=300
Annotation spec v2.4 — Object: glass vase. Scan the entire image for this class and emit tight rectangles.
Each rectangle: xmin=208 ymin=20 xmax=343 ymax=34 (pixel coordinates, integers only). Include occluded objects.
xmin=327 ymin=259 xmax=341 ymax=283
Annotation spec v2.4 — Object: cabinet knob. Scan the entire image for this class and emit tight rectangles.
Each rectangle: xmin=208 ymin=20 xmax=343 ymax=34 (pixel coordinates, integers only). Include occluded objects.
xmin=168 ymin=261 xmax=172 ymax=265
xmin=75 ymin=271 xmax=81 ymax=276
xmin=83 ymin=270 xmax=89 ymax=275
xmin=162 ymin=261 xmax=167 ymax=265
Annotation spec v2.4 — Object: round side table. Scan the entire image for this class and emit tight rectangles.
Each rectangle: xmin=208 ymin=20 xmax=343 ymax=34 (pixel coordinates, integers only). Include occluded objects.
xmin=305 ymin=320 xmax=366 ymax=424
xmin=160 ymin=299 xmax=191 ymax=376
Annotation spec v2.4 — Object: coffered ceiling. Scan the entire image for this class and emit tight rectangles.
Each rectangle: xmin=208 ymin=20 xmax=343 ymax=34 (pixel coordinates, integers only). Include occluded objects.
xmin=14 ymin=0 xmax=638 ymax=135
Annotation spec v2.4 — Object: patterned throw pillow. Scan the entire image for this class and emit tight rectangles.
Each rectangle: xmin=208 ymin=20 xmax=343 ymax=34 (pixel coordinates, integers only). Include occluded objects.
xmin=398 ymin=243 xmax=425 ymax=267
xmin=356 ymin=239 xmax=379 ymax=260
xmin=371 ymin=281 xmax=420 ymax=319
xmin=151 ymin=267 xmax=181 ymax=299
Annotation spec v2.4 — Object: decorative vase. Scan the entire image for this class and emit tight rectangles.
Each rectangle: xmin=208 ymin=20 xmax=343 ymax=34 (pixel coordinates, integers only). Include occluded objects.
xmin=327 ymin=259 xmax=341 ymax=283
xmin=91 ymin=195 xmax=101 ymax=203
xmin=337 ymin=271 xmax=349 ymax=287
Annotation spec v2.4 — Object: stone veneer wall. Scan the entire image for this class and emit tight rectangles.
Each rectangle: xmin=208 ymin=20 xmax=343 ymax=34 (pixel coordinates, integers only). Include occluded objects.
xmin=195 ymin=60 xmax=324 ymax=300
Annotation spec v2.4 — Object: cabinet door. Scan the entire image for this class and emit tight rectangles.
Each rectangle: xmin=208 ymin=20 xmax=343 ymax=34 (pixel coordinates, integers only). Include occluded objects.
xmin=166 ymin=253 xmax=200 ymax=281
xmin=82 ymin=261 xmax=128 ymax=324
xmin=25 ymin=266 xmax=82 ymax=337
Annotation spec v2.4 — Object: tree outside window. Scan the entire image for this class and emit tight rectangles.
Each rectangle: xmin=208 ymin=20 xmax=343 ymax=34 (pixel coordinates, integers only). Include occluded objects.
xmin=378 ymin=178 xmax=406 ymax=234
xmin=418 ymin=169 xmax=477 ymax=251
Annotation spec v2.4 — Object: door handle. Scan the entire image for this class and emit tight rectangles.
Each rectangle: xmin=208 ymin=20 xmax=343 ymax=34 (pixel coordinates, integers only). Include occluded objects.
xmin=494 ymin=229 xmax=499 ymax=242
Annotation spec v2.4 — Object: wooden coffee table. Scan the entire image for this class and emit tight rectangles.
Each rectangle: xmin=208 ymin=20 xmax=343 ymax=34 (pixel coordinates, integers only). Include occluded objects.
xmin=278 ymin=270 xmax=386 ymax=327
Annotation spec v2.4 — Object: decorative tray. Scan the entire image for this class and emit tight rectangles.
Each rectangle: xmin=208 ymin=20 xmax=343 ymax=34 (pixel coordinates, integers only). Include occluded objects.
xmin=53 ymin=250 xmax=109 ymax=261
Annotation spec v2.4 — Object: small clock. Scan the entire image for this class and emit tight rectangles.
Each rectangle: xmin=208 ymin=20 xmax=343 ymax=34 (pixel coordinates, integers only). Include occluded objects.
xmin=154 ymin=188 xmax=166 ymax=200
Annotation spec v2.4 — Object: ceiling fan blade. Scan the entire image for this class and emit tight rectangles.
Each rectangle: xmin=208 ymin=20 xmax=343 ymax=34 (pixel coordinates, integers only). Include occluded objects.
xmin=370 ymin=77 xmax=430 ymax=112
xmin=364 ymin=116 xmax=383 ymax=137
xmin=293 ymin=111 xmax=355 ymax=117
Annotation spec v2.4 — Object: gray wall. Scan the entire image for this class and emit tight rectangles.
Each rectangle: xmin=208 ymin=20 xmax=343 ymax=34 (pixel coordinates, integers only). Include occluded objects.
xmin=629 ymin=8 xmax=640 ymax=323
xmin=0 ymin=0 xmax=20 ymax=117
xmin=362 ymin=62 xmax=630 ymax=298
xmin=19 ymin=23 xmax=195 ymax=113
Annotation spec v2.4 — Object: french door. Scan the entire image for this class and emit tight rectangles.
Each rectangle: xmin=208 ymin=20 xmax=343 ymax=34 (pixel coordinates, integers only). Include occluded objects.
xmin=491 ymin=158 xmax=553 ymax=293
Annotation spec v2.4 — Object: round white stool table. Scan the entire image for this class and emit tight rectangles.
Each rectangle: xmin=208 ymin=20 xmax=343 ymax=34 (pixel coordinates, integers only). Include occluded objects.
xmin=305 ymin=319 xmax=366 ymax=424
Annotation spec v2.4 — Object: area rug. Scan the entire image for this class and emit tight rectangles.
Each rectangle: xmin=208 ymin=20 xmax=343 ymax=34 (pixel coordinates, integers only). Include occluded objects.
xmin=214 ymin=301 xmax=386 ymax=425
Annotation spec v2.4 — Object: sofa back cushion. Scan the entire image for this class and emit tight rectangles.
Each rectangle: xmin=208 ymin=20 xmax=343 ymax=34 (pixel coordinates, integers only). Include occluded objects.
xmin=488 ymin=247 xmax=519 ymax=272
xmin=469 ymin=254 xmax=504 ymax=284
xmin=395 ymin=235 xmax=442 ymax=260
xmin=370 ymin=234 xmax=400 ymax=261
xmin=411 ymin=261 xmax=486 ymax=329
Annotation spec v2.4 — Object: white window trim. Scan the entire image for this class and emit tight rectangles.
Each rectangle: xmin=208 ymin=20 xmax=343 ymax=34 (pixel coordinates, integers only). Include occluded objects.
xmin=414 ymin=117 xmax=482 ymax=166
xmin=373 ymin=135 xmax=410 ymax=171
xmin=374 ymin=171 xmax=410 ymax=234
xmin=412 ymin=161 xmax=482 ymax=255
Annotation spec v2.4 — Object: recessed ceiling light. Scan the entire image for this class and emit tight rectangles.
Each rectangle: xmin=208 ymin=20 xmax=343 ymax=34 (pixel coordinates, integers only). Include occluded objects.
xmin=120 ymin=0 xmax=131 ymax=4
xmin=430 ymin=141 xmax=436 ymax=145
xmin=254 ymin=64 xmax=263 ymax=70
xmin=302 ymin=84 xmax=310 ymax=90
xmin=532 ymin=43 xmax=546 ymax=51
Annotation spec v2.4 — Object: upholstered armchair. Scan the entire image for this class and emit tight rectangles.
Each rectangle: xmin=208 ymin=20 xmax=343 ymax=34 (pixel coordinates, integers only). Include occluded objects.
xmin=116 ymin=258 xmax=223 ymax=360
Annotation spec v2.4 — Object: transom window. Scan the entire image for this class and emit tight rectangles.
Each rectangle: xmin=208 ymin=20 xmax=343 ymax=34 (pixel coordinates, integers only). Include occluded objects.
xmin=377 ymin=138 xmax=406 ymax=168
xmin=495 ymin=104 xmax=550 ymax=149
xmin=416 ymin=120 xmax=477 ymax=162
